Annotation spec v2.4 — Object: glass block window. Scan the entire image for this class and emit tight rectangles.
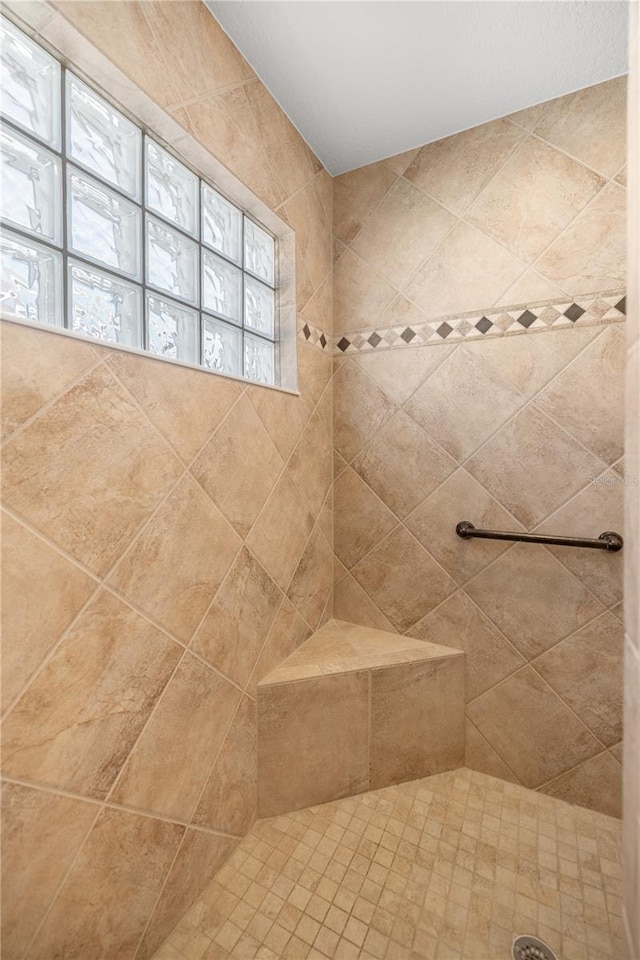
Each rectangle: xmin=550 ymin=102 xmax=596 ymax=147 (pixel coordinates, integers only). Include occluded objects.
xmin=0 ymin=16 xmax=278 ymax=386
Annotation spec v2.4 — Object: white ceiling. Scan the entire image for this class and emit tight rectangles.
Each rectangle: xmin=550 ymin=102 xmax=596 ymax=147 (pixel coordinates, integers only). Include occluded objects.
xmin=206 ymin=1 xmax=628 ymax=176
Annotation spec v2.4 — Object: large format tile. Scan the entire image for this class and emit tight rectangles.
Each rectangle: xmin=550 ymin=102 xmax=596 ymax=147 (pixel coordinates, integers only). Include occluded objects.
xmin=468 ymin=666 xmax=602 ymax=788
xmin=333 ymin=249 xmax=397 ymax=335
xmin=404 ymin=221 xmax=526 ymax=318
xmin=245 ymin=470 xmax=315 ymax=591
xmin=541 ymin=751 xmax=622 ymax=819
xmin=355 ymin=342 xmax=455 ymax=406
xmin=351 ymin=527 xmax=456 ymax=632
xmin=353 ymin=410 xmax=456 ymax=519
xmin=246 ymin=598 xmax=312 ymax=697
xmin=405 ymin=345 xmax=525 ymax=463
xmin=410 ymin=591 xmax=526 ymax=701
xmin=1 ymin=365 xmax=183 ymax=576
xmin=2 ymin=590 xmax=180 ymax=799
xmin=136 ymin=829 xmax=238 ymax=960
xmin=247 ymin=384 xmax=312 ymax=462
xmin=535 ymin=184 xmax=626 ymax=296
xmin=466 ymin=135 xmax=605 ymax=263
xmin=111 ymin=652 xmax=240 ymax=821
xmin=406 ymin=468 xmax=524 ymax=584
xmin=333 ymin=360 xmax=398 ymax=463
xmin=536 ymin=470 xmax=624 ymax=607
xmin=286 ymin=526 xmax=334 ymax=631
xmin=0 ymin=321 xmax=97 ymax=441
xmin=333 ymin=572 xmax=396 ymax=633
xmin=465 ymin=720 xmax=520 ymax=783
xmin=283 ymin=172 xmax=332 ymax=306
xmin=465 ymin=544 xmax=604 ymax=660
xmin=351 ymin=178 xmax=456 ymax=289
xmin=287 ymin=409 xmax=333 ymax=518
xmin=192 ymin=695 xmax=257 ymax=835
xmin=534 ymin=76 xmax=627 ymax=178
xmin=370 ymin=656 xmax=465 ymax=789
xmin=1 ymin=511 xmax=95 ymax=707
xmin=191 ymin=548 xmax=282 ymax=689
xmin=404 ymin=117 xmax=525 ymax=215
xmin=107 ymin=351 xmax=242 ymax=464
xmin=333 ymin=161 xmax=397 ymax=245
xmin=258 ymin=672 xmax=369 ymax=816
xmin=466 ymin=404 xmax=609 ymax=528
xmin=109 ymin=475 xmax=242 ymax=644
xmin=1 ymin=781 xmax=96 ymax=960
xmin=191 ymin=395 xmax=283 ymax=540
xmin=535 ymin=612 xmax=623 ymax=747
xmin=535 ymin=325 xmax=625 ymax=465
xmin=28 ymin=806 xmax=183 ymax=960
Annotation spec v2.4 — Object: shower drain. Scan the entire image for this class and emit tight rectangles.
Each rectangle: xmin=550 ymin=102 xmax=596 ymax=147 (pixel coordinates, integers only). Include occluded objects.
xmin=512 ymin=934 xmax=559 ymax=960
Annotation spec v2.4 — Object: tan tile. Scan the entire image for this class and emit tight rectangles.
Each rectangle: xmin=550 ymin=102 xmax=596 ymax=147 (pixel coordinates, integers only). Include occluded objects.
xmin=355 ymin=341 xmax=455 ymax=406
xmin=247 ymin=385 xmax=312 ymax=463
xmin=535 ymin=612 xmax=623 ymax=747
xmin=258 ymin=672 xmax=369 ymax=816
xmin=465 ymin=544 xmax=604 ymax=660
xmin=465 ymin=404 xmax=609 ymax=528
xmin=353 ymin=410 xmax=456 ymax=519
xmin=495 ymin=269 xmax=567 ymax=306
xmin=107 ymin=350 xmax=242 ymax=464
xmin=332 ymin=574 xmax=396 ymax=634
xmin=297 ymin=340 xmax=332 ymax=408
xmin=382 ymin=147 xmax=421 ymax=177
xmin=191 ymin=548 xmax=282 ymax=689
xmin=465 ymin=720 xmax=519 ymax=784
xmin=245 ymin=470 xmax=315 ymax=591
xmin=246 ymin=598 xmax=312 ymax=698
xmin=333 ymin=162 xmax=397 ymax=245
xmin=28 ymin=806 xmax=183 ymax=960
xmin=283 ymin=172 xmax=332 ymax=307
xmin=192 ymin=696 xmax=257 ymax=835
xmin=615 ymin=165 xmax=627 ymax=188
xmin=540 ymin=751 xmax=622 ymax=819
xmin=300 ymin=272 xmax=333 ymax=342
xmin=333 ymin=457 xmax=398 ymax=571
xmin=109 ymin=475 xmax=242 ymax=643
xmin=287 ymin=527 xmax=334 ymax=630
xmin=111 ymin=652 xmax=240 ymax=820
xmin=1 ymin=365 xmax=182 ymax=576
xmin=352 ymin=178 xmax=456 ymax=289
xmin=177 ymin=88 xmax=283 ymax=211
xmin=467 ymin=135 xmax=605 ymax=263
xmin=370 ymin=656 xmax=465 ymax=790
xmin=138 ymin=826 xmax=235 ymax=960
xmin=410 ymin=591 xmax=525 ymax=701
xmin=351 ymin=527 xmax=457 ymax=632
xmin=462 ymin=325 xmax=601 ymax=398
xmin=536 ymin=471 xmax=623 ymax=608
xmin=506 ymin=101 xmax=549 ymax=132
xmin=2 ymin=590 xmax=180 ymax=798
xmin=406 ymin=468 xmax=524 ymax=584
xmin=534 ymin=77 xmax=626 ymax=178
xmin=1 ymin=782 xmax=97 ymax=959
xmin=0 ymin=320 xmax=97 ymax=441
xmin=333 ymin=360 xmax=398 ymax=463
xmin=244 ymin=79 xmax=321 ymax=203
xmin=1 ymin=511 xmax=95 ymax=707
xmin=405 ymin=117 xmax=525 ymax=215
xmin=288 ymin=410 xmax=333 ymax=518
xmin=405 ymin=345 xmax=525 ymax=463
xmin=192 ymin=395 xmax=283 ymax=540
xmin=467 ymin=666 xmax=601 ymax=788
xmin=539 ymin=186 xmax=626 ymax=298
xmin=535 ymin=326 xmax=625 ymax=465
xmin=404 ymin=221 xmax=526 ymax=318
xmin=333 ymin=249 xmax=397 ymax=335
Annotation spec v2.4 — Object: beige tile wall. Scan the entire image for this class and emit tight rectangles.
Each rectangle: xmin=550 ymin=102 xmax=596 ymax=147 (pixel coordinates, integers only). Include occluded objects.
xmin=624 ymin=5 xmax=640 ymax=956
xmin=0 ymin=2 xmax=332 ymax=958
xmin=333 ymin=78 xmax=627 ymax=821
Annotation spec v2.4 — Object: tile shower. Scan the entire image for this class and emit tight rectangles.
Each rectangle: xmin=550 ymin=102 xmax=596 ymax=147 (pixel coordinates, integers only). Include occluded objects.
xmin=0 ymin=3 xmax=637 ymax=960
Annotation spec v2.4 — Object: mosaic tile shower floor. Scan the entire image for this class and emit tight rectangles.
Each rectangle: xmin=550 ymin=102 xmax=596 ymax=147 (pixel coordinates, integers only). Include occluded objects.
xmin=153 ymin=769 xmax=623 ymax=960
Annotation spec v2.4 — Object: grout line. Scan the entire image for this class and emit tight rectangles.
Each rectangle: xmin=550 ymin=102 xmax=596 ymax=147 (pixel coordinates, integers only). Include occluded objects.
xmin=465 ymin=717 xmax=523 ymax=786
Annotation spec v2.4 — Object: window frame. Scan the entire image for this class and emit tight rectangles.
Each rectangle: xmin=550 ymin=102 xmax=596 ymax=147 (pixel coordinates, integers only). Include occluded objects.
xmin=0 ymin=14 xmax=287 ymax=389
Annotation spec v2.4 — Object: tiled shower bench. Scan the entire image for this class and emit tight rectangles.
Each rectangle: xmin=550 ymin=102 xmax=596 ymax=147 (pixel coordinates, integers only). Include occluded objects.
xmin=257 ymin=619 xmax=465 ymax=816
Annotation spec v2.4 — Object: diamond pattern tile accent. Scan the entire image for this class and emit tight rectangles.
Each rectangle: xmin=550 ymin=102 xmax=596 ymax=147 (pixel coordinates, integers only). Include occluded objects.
xmin=564 ymin=303 xmax=586 ymax=322
xmin=154 ymin=768 xmax=624 ymax=960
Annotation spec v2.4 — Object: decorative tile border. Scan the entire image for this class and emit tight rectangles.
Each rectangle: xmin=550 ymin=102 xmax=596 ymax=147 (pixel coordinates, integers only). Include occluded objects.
xmin=300 ymin=320 xmax=330 ymax=350
xmin=329 ymin=290 xmax=626 ymax=355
